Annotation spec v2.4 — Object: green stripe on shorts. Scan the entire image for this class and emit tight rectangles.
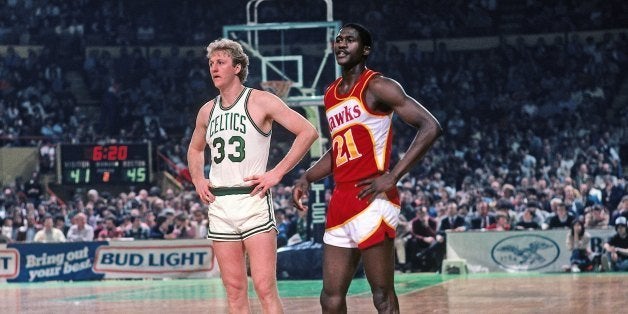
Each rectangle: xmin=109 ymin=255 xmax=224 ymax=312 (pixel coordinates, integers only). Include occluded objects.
xmin=210 ymin=186 xmax=255 ymax=196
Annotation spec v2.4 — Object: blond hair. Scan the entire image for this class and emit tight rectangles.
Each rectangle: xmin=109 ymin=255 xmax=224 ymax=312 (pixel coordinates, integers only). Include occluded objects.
xmin=206 ymin=38 xmax=249 ymax=83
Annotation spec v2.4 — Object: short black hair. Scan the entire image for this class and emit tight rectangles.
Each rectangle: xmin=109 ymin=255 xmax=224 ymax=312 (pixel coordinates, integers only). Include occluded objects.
xmin=156 ymin=215 xmax=168 ymax=226
xmin=342 ymin=23 xmax=373 ymax=48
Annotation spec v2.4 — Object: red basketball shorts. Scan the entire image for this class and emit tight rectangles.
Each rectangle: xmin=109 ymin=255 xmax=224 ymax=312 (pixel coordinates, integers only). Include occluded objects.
xmin=324 ymin=182 xmax=400 ymax=250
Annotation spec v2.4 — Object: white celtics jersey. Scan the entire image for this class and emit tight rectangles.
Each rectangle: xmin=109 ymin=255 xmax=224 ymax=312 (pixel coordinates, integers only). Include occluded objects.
xmin=205 ymin=87 xmax=271 ymax=187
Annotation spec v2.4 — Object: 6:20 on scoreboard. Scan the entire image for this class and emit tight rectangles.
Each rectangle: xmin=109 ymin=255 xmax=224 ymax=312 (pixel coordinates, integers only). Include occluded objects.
xmin=57 ymin=143 xmax=152 ymax=185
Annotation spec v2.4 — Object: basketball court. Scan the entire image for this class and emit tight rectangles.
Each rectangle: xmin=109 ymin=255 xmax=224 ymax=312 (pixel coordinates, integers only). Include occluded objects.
xmin=2 ymin=272 xmax=626 ymax=313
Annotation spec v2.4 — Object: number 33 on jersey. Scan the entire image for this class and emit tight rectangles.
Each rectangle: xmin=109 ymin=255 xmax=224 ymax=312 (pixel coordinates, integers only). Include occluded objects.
xmin=205 ymin=88 xmax=271 ymax=187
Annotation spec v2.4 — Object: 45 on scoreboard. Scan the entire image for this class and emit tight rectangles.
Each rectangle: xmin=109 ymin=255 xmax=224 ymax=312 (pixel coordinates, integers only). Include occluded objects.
xmin=57 ymin=143 xmax=152 ymax=185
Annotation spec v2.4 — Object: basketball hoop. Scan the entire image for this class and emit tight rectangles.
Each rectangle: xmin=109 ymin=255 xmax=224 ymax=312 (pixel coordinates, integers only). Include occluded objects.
xmin=260 ymin=80 xmax=293 ymax=99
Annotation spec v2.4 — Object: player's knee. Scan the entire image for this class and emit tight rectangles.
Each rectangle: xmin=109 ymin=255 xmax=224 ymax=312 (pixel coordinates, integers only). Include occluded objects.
xmin=371 ymin=286 xmax=398 ymax=313
xmin=252 ymin=278 xmax=277 ymax=299
xmin=223 ymin=278 xmax=248 ymax=299
xmin=320 ymin=290 xmax=345 ymax=312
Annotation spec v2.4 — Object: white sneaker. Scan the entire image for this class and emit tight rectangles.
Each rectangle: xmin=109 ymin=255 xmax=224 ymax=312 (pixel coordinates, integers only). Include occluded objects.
xmin=571 ymin=265 xmax=581 ymax=273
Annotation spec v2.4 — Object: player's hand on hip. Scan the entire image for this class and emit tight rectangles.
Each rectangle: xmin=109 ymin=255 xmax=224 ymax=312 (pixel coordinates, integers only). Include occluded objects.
xmin=194 ymin=179 xmax=215 ymax=204
xmin=356 ymin=172 xmax=396 ymax=203
xmin=245 ymin=170 xmax=282 ymax=198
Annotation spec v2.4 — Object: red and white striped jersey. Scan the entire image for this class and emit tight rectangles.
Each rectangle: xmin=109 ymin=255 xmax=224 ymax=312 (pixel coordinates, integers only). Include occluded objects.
xmin=324 ymin=69 xmax=394 ymax=183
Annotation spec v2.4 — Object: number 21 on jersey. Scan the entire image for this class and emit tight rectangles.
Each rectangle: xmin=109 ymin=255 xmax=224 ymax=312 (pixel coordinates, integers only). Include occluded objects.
xmin=332 ymin=129 xmax=362 ymax=167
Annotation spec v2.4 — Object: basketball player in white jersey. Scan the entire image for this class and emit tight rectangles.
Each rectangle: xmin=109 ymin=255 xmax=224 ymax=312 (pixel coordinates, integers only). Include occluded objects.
xmin=188 ymin=38 xmax=318 ymax=313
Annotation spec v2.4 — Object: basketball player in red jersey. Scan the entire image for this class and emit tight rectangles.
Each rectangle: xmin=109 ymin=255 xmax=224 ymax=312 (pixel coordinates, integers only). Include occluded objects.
xmin=292 ymin=23 xmax=442 ymax=313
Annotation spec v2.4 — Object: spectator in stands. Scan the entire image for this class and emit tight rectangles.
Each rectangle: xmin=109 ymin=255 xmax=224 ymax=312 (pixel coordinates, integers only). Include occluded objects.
xmin=2 ymin=187 xmax=17 ymax=209
xmin=97 ymin=215 xmax=123 ymax=240
xmin=0 ymin=232 xmax=10 ymax=243
xmin=144 ymin=211 xmax=156 ymax=229
xmin=118 ymin=215 xmax=132 ymax=231
xmin=149 ymin=215 xmax=169 ymax=239
xmin=23 ymin=171 xmax=42 ymax=207
xmin=66 ymin=213 xmax=94 ymax=242
xmin=294 ymin=203 xmax=309 ymax=243
xmin=135 ymin=189 xmax=150 ymax=210
xmin=124 ymin=214 xmax=150 ymax=240
xmin=439 ymin=201 xmax=467 ymax=232
xmin=549 ymin=197 xmax=565 ymax=216
xmin=496 ymin=199 xmax=517 ymax=227
xmin=584 ymin=204 xmax=610 ymax=228
xmin=189 ymin=206 xmax=208 ymax=239
xmin=547 ymin=202 xmax=576 ymax=229
xmin=563 ymin=185 xmax=585 ymax=216
xmin=86 ymin=189 xmax=101 ymax=204
xmin=456 ymin=200 xmax=474 ymax=229
xmin=11 ymin=215 xmax=23 ymax=241
xmin=470 ymin=200 xmax=496 ymax=230
xmin=167 ymin=212 xmax=195 ymax=239
xmin=39 ymin=140 xmax=56 ymax=172
xmin=515 ymin=206 xmax=542 ymax=230
xmin=516 ymin=201 xmax=546 ymax=227
xmin=33 ymin=214 xmax=66 ymax=243
xmin=610 ymin=195 xmax=628 ymax=226
xmin=84 ymin=202 xmax=98 ymax=227
xmin=408 ymin=206 xmax=442 ymax=272
xmin=566 ymin=219 xmax=592 ymax=273
xmin=602 ymin=175 xmax=625 ymax=211
xmin=145 ymin=118 xmax=168 ymax=144
xmin=53 ymin=214 xmax=68 ymax=235
xmin=92 ymin=217 xmax=104 ymax=240
xmin=486 ymin=212 xmax=511 ymax=231
xmin=602 ymin=216 xmax=628 ymax=271
xmin=275 ymin=209 xmax=291 ymax=248
xmin=580 ymin=180 xmax=602 ymax=206
xmin=160 ymin=208 xmax=176 ymax=235
xmin=19 ymin=213 xmax=40 ymax=242
xmin=1 ymin=217 xmax=13 ymax=242
xmin=394 ymin=209 xmax=412 ymax=272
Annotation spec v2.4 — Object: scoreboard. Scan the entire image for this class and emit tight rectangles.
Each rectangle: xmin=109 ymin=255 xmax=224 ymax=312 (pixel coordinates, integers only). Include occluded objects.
xmin=57 ymin=143 xmax=152 ymax=185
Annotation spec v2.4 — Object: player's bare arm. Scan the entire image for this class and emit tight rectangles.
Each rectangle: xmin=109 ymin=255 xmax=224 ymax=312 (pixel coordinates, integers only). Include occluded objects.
xmin=356 ymin=76 xmax=442 ymax=202
xmin=292 ymin=149 xmax=333 ymax=211
xmin=244 ymin=90 xmax=319 ymax=197
xmin=187 ymin=100 xmax=216 ymax=204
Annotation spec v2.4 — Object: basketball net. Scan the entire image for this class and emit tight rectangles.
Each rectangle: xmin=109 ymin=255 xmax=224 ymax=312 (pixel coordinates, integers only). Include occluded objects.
xmin=260 ymin=80 xmax=293 ymax=99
